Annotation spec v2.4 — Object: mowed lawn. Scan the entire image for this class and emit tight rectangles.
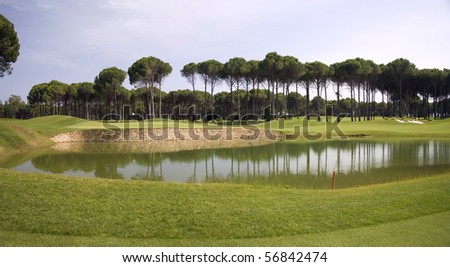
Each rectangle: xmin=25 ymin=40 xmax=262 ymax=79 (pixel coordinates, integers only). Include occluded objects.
xmin=0 ymin=168 xmax=449 ymax=246
xmin=0 ymin=115 xmax=449 ymax=246
xmin=265 ymin=116 xmax=450 ymax=139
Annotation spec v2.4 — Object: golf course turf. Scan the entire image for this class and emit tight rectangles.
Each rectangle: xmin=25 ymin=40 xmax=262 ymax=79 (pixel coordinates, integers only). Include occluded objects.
xmin=0 ymin=115 xmax=449 ymax=246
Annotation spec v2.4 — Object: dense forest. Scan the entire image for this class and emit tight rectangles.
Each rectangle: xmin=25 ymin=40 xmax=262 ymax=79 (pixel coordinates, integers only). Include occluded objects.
xmin=1 ymin=52 xmax=449 ymax=121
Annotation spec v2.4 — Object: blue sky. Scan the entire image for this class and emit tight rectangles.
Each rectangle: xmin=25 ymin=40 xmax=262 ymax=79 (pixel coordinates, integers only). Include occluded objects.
xmin=1 ymin=0 xmax=449 ymax=102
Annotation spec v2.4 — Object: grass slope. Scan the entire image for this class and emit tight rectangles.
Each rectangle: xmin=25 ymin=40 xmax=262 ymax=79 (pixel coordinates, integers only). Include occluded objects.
xmin=0 ymin=120 xmax=49 ymax=154
xmin=1 ymin=168 xmax=449 ymax=246
xmin=0 ymin=115 xmax=85 ymax=154
xmin=19 ymin=115 xmax=86 ymax=136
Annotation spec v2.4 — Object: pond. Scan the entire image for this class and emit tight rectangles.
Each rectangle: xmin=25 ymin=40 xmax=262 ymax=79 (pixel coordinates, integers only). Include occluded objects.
xmin=2 ymin=139 xmax=450 ymax=189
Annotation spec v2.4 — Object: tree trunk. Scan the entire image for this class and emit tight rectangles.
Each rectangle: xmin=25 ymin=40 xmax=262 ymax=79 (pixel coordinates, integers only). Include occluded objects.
xmin=229 ymin=80 xmax=234 ymax=114
xmin=158 ymin=82 xmax=162 ymax=119
xmin=433 ymin=82 xmax=437 ymax=119
xmin=324 ymin=82 xmax=328 ymax=122
xmin=399 ymin=79 xmax=403 ymax=118
xmin=85 ymin=96 xmax=89 ymax=120
xmin=316 ymin=81 xmax=321 ymax=121
xmin=305 ymin=82 xmax=310 ymax=119
xmin=336 ymin=83 xmax=341 ymax=122
xmin=245 ymin=80 xmax=250 ymax=115
xmin=114 ymin=88 xmax=118 ymax=115
xmin=204 ymin=79 xmax=208 ymax=116
xmin=357 ymin=83 xmax=361 ymax=121
xmin=275 ymin=80 xmax=279 ymax=116
xmin=350 ymin=84 xmax=354 ymax=122
xmin=366 ymin=84 xmax=370 ymax=121
xmin=237 ymin=80 xmax=241 ymax=116
xmin=147 ymin=87 xmax=154 ymax=119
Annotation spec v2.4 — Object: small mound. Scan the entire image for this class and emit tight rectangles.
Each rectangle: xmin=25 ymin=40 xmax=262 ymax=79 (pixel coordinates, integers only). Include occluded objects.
xmin=24 ymin=116 xmax=88 ymax=137
xmin=27 ymin=115 xmax=86 ymax=128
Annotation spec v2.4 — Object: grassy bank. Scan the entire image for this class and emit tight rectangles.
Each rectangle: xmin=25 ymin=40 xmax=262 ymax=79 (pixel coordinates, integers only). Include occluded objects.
xmin=1 ymin=116 xmax=449 ymax=246
xmin=1 ymin=168 xmax=449 ymax=246
xmin=0 ymin=116 xmax=84 ymax=154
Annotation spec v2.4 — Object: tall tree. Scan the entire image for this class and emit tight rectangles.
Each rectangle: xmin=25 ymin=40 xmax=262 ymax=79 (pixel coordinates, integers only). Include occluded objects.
xmin=322 ymin=65 xmax=334 ymax=122
xmin=427 ymin=68 xmax=443 ymax=119
xmin=309 ymin=61 xmax=330 ymax=120
xmin=76 ymin=82 xmax=95 ymax=119
xmin=355 ymin=58 xmax=370 ymax=121
xmin=128 ymin=57 xmax=165 ymax=118
xmin=366 ymin=60 xmax=381 ymax=120
xmin=65 ymin=83 xmax=78 ymax=116
xmin=331 ymin=62 xmax=346 ymax=122
xmin=260 ymin=52 xmax=283 ymax=115
xmin=0 ymin=15 xmax=20 ymax=77
xmin=280 ymin=56 xmax=303 ymax=114
xmin=342 ymin=59 xmax=362 ymax=121
xmin=28 ymin=83 xmax=50 ymax=116
xmin=156 ymin=61 xmax=172 ymax=118
xmin=376 ymin=64 xmax=390 ymax=117
xmin=181 ymin=62 xmax=197 ymax=91
xmin=245 ymin=60 xmax=262 ymax=114
xmin=206 ymin=59 xmax=223 ymax=108
xmin=196 ymin=60 xmax=223 ymax=114
xmin=47 ymin=80 xmax=68 ymax=115
xmin=301 ymin=63 xmax=315 ymax=119
xmin=4 ymin=95 xmax=24 ymax=119
xmin=386 ymin=58 xmax=416 ymax=117
xmin=223 ymin=57 xmax=246 ymax=114
xmin=355 ymin=58 xmax=380 ymax=121
xmin=196 ymin=61 xmax=210 ymax=115
xmin=240 ymin=60 xmax=251 ymax=115
xmin=94 ymin=67 xmax=127 ymax=116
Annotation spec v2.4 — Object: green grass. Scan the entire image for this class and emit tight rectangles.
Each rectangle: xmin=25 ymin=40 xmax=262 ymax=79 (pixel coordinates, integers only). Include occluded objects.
xmin=0 ymin=119 xmax=51 ymax=154
xmin=1 ymin=168 xmax=449 ymax=246
xmin=1 ymin=115 xmax=449 ymax=246
xmin=265 ymin=116 xmax=450 ymax=140
xmin=18 ymin=115 xmax=87 ymax=136
xmin=0 ymin=116 xmax=86 ymax=152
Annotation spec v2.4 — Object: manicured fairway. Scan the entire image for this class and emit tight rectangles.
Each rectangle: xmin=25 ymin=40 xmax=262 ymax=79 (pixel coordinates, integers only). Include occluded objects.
xmin=0 ymin=168 xmax=449 ymax=246
xmin=1 ymin=116 xmax=449 ymax=246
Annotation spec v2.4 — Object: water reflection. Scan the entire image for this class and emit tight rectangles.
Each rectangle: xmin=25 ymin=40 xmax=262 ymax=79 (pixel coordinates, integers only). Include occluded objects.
xmin=4 ymin=140 xmax=450 ymax=189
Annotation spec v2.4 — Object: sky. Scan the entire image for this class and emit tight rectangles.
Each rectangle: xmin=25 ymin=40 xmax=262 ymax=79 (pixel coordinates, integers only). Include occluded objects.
xmin=1 ymin=0 xmax=450 ymax=102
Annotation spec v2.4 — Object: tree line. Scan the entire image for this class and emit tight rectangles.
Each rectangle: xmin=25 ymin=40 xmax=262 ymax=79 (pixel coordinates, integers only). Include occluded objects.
xmin=1 ymin=52 xmax=449 ymax=121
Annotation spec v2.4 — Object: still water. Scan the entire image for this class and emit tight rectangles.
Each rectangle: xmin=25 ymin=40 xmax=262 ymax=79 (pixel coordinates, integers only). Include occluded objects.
xmin=2 ymin=139 xmax=450 ymax=189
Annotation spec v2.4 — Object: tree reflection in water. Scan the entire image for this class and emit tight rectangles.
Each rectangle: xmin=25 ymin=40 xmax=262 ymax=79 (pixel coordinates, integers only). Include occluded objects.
xmin=4 ymin=140 xmax=450 ymax=189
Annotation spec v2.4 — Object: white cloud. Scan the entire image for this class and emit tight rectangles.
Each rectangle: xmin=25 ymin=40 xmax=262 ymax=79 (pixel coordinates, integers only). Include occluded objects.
xmin=99 ymin=0 xmax=148 ymax=10
xmin=30 ymin=51 xmax=78 ymax=69
xmin=0 ymin=0 xmax=27 ymax=10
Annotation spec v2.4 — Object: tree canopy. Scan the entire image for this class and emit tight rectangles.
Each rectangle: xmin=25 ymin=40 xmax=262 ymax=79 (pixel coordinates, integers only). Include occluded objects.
xmin=2 ymin=52 xmax=449 ymax=121
xmin=0 ymin=14 xmax=20 ymax=77
xmin=94 ymin=67 xmax=127 ymax=115
xmin=128 ymin=57 xmax=172 ymax=118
